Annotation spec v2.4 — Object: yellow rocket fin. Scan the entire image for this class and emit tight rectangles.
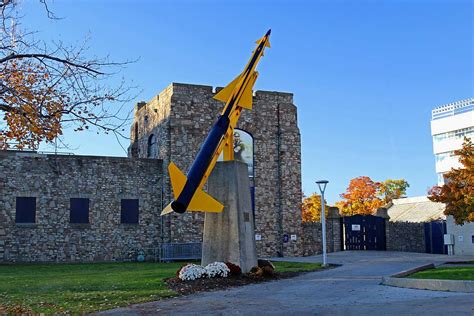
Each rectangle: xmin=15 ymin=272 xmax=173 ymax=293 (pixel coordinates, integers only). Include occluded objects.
xmin=166 ymin=161 xmax=224 ymax=214
xmin=168 ymin=161 xmax=187 ymax=198
xmin=255 ymin=35 xmax=271 ymax=48
xmin=160 ymin=161 xmax=186 ymax=215
xmin=237 ymin=71 xmax=258 ymax=110
xmin=213 ymin=73 xmax=242 ymax=104
xmin=188 ymin=189 xmax=224 ymax=213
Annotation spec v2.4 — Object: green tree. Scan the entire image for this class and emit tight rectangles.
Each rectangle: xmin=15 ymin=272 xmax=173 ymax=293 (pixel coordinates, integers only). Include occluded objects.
xmin=379 ymin=179 xmax=410 ymax=204
xmin=429 ymin=138 xmax=474 ymax=224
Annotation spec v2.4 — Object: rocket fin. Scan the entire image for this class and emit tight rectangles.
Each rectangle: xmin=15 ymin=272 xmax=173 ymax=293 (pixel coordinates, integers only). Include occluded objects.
xmin=213 ymin=74 xmax=242 ymax=104
xmin=255 ymin=36 xmax=271 ymax=48
xmin=165 ymin=161 xmax=223 ymax=214
xmin=168 ymin=161 xmax=187 ymax=198
xmin=160 ymin=162 xmax=187 ymax=215
xmin=236 ymin=71 xmax=258 ymax=110
xmin=188 ymin=189 xmax=224 ymax=213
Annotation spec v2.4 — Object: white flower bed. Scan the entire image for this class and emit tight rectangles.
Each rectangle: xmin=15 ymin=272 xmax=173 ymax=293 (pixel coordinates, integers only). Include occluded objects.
xmin=177 ymin=262 xmax=230 ymax=281
xmin=178 ymin=264 xmax=207 ymax=281
xmin=205 ymin=262 xmax=230 ymax=278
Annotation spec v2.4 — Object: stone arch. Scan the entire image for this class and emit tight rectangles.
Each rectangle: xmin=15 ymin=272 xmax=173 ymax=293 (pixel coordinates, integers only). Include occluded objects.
xmin=233 ymin=128 xmax=254 ymax=178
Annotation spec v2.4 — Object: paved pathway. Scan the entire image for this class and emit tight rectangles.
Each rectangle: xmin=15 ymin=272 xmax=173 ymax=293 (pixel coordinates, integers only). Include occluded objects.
xmin=98 ymin=251 xmax=474 ymax=315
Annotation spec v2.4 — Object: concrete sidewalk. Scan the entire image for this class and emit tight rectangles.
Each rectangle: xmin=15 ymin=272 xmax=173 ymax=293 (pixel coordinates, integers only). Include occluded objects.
xmin=98 ymin=251 xmax=474 ymax=316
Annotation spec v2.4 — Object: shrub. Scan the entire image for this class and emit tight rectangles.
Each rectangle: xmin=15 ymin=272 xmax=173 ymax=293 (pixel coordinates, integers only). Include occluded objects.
xmin=205 ymin=262 xmax=230 ymax=278
xmin=225 ymin=262 xmax=242 ymax=276
xmin=250 ymin=266 xmax=264 ymax=277
xmin=262 ymin=265 xmax=274 ymax=276
xmin=178 ymin=264 xmax=207 ymax=281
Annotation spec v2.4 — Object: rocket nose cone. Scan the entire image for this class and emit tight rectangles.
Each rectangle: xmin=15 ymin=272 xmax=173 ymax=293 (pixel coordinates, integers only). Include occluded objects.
xmin=266 ymin=29 xmax=271 ymax=36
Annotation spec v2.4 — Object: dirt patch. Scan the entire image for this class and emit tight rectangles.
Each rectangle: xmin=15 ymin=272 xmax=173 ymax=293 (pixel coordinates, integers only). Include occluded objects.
xmin=0 ymin=305 xmax=32 ymax=314
xmin=166 ymin=271 xmax=305 ymax=295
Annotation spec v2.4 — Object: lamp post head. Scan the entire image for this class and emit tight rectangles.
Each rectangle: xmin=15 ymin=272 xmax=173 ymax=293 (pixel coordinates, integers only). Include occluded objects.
xmin=315 ymin=180 xmax=329 ymax=194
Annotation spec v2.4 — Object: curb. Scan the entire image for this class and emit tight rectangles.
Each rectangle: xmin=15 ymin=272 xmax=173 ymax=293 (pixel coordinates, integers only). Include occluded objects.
xmin=382 ymin=264 xmax=474 ymax=293
xmin=390 ymin=263 xmax=435 ymax=278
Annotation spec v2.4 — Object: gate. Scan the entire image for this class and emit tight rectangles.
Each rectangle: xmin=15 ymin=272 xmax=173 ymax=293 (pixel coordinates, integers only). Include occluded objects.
xmin=344 ymin=215 xmax=386 ymax=250
xmin=424 ymin=221 xmax=447 ymax=254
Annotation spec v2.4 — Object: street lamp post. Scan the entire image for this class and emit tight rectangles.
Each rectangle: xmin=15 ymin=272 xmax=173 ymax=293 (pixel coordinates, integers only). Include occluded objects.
xmin=316 ymin=180 xmax=329 ymax=267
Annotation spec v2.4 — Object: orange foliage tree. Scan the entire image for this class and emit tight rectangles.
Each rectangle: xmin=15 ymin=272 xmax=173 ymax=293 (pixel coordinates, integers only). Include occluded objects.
xmin=429 ymin=138 xmax=474 ymax=224
xmin=0 ymin=0 xmax=133 ymax=149
xmin=301 ymin=193 xmax=329 ymax=222
xmin=337 ymin=176 xmax=384 ymax=216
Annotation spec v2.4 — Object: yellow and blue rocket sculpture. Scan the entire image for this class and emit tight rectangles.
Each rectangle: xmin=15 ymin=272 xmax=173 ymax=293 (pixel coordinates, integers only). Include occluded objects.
xmin=161 ymin=30 xmax=271 ymax=216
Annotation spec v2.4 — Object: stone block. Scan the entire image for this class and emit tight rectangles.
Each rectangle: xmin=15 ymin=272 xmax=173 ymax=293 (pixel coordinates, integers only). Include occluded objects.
xmin=202 ymin=161 xmax=257 ymax=273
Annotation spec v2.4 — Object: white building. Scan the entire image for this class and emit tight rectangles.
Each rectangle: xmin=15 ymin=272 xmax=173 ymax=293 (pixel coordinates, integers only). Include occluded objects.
xmin=431 ymin=98 xmax=474 ymax=185
xmin=446 ymin=216 xmax=474 ymax=256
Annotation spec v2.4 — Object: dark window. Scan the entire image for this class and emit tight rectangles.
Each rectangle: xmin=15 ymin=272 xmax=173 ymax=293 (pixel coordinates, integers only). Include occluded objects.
xmin=16 ymin=197 xmax=36 ymax=223
xmin=134 ymin=123 xmax=138 ymax=141
xmin=147 ymin=134 xmax=156 ymax=158
xmin=70 ymin=198 xmax=90 ymax=224
xmin=121 ymin=199 xmax=139 ymax=224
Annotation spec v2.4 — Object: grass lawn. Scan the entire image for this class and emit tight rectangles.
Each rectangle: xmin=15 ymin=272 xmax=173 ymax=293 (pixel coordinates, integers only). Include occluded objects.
xmin=408 ymin=267 xmax=474 ymax=281
xmin=272 ymin=261 xmax=323 ymax=273
xmin=0 ymin=261 xmax=322 ymax=314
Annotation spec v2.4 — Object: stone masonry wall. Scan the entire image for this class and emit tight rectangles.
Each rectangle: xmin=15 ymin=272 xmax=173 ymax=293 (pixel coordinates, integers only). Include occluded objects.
xmin=302 ymin=207 xmax=342 ymax=256
xmin=129 ymin=83 xmax=303 ymax=257
xmin=0 ymin=151 xmax=163 ymax=263
xmin=387 ymin=221 xmax=425 ymax=253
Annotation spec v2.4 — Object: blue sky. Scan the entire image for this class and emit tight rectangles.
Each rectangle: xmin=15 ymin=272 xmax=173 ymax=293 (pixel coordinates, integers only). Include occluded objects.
xmin=23 ymin=0 xmax=472 ymax=204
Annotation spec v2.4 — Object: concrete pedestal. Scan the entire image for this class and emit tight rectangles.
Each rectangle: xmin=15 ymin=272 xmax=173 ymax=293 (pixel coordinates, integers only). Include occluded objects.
xmin=201 ymin=161 xmax=257 ymax=273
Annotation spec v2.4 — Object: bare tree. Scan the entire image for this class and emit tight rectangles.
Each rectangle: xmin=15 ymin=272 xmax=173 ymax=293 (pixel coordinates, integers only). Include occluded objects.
xmin=0 ymin=0 xmax=135 ymax=150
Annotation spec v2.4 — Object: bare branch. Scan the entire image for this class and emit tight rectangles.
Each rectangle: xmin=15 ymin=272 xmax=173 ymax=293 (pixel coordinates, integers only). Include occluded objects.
xmin=0 ymin=53 xmax=104 ymax=74
xmin=0 ymin=0 xmax=137 ymax=149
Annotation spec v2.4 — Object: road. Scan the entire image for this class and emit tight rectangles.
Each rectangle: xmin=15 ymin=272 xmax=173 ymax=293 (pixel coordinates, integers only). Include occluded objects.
xmin=98 ymin=251 xmax=474 ymax=316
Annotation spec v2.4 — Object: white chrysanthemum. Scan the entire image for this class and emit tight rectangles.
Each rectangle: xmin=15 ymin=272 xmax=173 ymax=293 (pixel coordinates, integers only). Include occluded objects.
xmin=205 ymin=262 xmax=230 ymax=278
xmin=178 ymin=264 xmax=207 ymax=281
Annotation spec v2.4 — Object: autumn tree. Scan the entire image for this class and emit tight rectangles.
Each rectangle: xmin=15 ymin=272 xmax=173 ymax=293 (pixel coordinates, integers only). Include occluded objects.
xmin=0 ymin=0 xmax=134 ymax=150
xmin=301 ymin=193 xmax=329 ymax=222
xmin=429 ymin=138 xmax=474 ymax=224
xmin=337 ymin=176 xmax=384 ymax=216
xmin=379 ymin=179 xmax=410 ymax=204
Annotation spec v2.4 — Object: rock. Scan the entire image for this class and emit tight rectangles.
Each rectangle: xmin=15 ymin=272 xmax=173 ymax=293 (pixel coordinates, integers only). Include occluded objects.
xmin=258 ymin=259 xmax=275 ymax=269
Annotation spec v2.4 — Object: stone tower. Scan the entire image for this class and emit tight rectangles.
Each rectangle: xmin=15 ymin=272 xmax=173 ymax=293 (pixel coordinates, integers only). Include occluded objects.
xmin=129 ymin=83 xmax=302 ymax=257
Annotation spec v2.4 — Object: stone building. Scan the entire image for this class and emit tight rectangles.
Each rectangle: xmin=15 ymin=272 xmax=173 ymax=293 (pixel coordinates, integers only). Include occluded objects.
xmin=129 ymin=82 xmax=303 ymax=257
xmin=0 ymin=151 xmax=163 ymax=262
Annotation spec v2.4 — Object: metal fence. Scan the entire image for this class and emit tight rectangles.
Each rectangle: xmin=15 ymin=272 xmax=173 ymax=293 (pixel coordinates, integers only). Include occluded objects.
xmin=159 ymin=242 xmax=202 ymax=262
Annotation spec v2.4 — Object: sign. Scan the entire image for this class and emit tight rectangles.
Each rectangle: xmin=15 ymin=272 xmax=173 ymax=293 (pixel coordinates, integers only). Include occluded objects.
xmin=351 ymin=224 xmax=361 ymax=231
xmin=255 ymin=234 xmax=261 ymax=241
xmin=444 ymin=234 xmax=454 ymax=245
xmin=283 ymin=234 xmax=289 ymax=243
xmin=290 ymin=234 xmax=297 ymax=241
